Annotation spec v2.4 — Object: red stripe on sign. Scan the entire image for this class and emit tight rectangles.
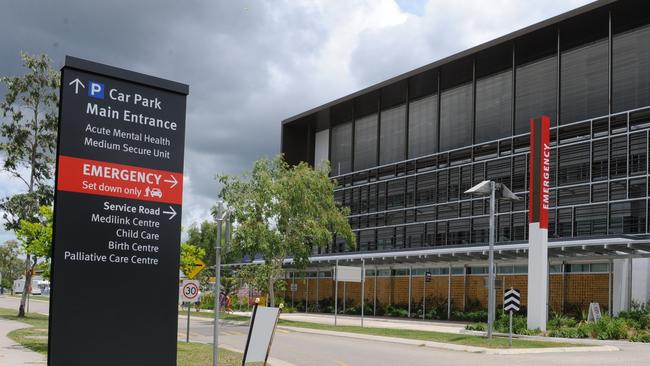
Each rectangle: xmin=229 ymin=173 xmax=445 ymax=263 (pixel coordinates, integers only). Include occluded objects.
xmin=528 ymin=116 xmax=550 ymax=229
xmin=540 ymin=116 xmax=550 ymax=229
xmin=57 ymin=155 xmax=183 ymax=205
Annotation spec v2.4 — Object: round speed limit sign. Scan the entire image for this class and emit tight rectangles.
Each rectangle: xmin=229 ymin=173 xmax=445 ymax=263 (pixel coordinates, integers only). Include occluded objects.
xmin=180 ymin=280 xmax=200 ymax=303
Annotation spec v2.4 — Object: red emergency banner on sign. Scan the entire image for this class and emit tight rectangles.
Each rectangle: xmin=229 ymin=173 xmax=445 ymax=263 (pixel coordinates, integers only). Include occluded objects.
xmin=57 ymin=155 xmax=183 ymax=205
xmin=529 ymin=116 xmax=551 ymax=229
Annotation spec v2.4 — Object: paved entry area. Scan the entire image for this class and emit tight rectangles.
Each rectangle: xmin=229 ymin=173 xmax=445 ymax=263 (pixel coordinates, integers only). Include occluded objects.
xmin=0 ymin=318 xmax=46 ymax=365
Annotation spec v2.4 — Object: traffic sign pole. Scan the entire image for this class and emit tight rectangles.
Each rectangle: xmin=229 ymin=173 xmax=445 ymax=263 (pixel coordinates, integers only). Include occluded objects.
xmin=187 ymin=302 xmax=191 ymax=343
xmin=509 ymin=310 xmax=513 ymax=347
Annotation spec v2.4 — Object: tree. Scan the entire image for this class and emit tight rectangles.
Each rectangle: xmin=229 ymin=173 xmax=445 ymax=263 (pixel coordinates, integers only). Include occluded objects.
xmin=15 ymin=205 xmax=53 ymax=316
xmin=179 ymin=242 xmax=206 ymax=278
xmin=0 ymin=240 xmax=24 ymax=293
xmin=185 ymin=221 xmax=217 ymax=265
xmin=219 ymin=156 xmax=355 ymax=306
xmin=0 ymin=53 xmax=59 ymax=316
xmin=235 ymin=263 xmax=286 ymax=304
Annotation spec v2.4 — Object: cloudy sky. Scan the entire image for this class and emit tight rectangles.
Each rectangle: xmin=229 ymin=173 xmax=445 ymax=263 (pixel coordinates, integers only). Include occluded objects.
xmin=0 ymin=0 xmax=592 ymax=243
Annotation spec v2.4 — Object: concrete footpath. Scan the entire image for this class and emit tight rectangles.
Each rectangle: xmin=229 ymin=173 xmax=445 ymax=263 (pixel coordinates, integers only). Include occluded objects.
xmin=236 ymin=311 xmax=468 ymax=334
xmin=0 ymin=318 xmax=46 ymax=365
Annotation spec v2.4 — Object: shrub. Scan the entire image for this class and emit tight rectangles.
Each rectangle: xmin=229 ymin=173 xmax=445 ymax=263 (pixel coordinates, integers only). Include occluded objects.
xmin=548 ymin=313 xmax=578 ymax=329
xmin=580 ymin=317 xmax=629 ymax=340
xmin=451 ymin=310 xmax=488 ymax=322
xmin=630 ymin=330 xmax=650 ymax=343
xmin=548 ymin=327 xmax=587 ymax=338
xmin=618 ymin=301 xmax=650 ymax=330
xmin=384 ymin=304 xmax=409 ymax=318
xmin=200 ymin=292 xmax=215 ymax=310
xmin=465 ymin=323 xmax=486 ymax=331
xmin=494 ymin=314 xmax=537 ymax=335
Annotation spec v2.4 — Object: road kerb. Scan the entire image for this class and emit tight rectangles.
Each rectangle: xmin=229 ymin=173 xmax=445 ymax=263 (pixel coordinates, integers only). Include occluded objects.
xmin=278 ymin=326 xmax=620 ymax=355
xmin=219 ymin=344 xmax=296 ymax=366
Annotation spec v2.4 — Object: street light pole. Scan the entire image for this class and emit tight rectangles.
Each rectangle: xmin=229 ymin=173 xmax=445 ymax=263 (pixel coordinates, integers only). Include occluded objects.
xmin=213 ymin=207 xmax=222 ymax=366
xmin=487 ymin=181 xmax=496 ymax=339
xmin=464 ymin=180 xmax=519 ymax=340
xmin=213 ymin=201 xmax=231 ymax=366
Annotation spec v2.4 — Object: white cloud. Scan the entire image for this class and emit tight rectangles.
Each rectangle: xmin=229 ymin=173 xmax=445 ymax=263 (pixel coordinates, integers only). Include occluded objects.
xmin=0 ymin=0 xmax=595 ymax=237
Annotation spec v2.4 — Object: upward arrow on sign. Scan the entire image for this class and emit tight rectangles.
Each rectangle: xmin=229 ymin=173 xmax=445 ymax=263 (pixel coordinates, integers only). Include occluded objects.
xmin=187 ymin=259 xmax=206 ymax=279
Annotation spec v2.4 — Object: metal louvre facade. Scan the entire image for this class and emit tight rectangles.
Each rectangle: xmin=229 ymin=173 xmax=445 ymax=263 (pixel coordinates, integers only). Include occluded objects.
xmin=281 ymin=1 xmax=650 ymax=259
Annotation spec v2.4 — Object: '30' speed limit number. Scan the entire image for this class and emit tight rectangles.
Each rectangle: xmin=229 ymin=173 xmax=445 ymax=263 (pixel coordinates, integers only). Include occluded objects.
xmin=180 ymin=280 xmax=200 ymax=303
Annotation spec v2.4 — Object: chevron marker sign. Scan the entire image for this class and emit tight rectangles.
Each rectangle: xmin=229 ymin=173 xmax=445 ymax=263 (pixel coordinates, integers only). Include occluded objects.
xmin=504 ymin=288 xmax=521 ymax=312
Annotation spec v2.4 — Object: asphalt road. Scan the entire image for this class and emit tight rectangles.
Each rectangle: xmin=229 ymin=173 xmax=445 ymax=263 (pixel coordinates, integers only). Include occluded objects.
xmin=3 ymin=296 xmax=650 ymax=366
xmin=179 ymin=314 xmax=650 ymax=366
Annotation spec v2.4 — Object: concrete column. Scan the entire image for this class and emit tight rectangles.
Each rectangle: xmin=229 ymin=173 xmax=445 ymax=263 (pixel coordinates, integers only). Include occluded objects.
xmin=373 ymin=267 xmax=378 ymax=316
xmin=527 ymin=223 xmax=548 ymax=331
xmin=408 ymin=267 xmax=412 ymax=317
xmin=447 ymin=263 xmax=452 ymax=320
xmin=628 ymin=257 xmax=633 ymax=310
xmin=608 ymin=259 xmax=613 ymax=316
xmin=631 ymin=258 xmax=650 ymax=305
xmin=463 ymin=265 xmax=467 ymax=311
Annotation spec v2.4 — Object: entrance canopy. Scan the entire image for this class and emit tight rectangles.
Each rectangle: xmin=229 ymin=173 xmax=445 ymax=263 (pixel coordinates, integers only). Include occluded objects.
xmin=226 ymin=235 xmax=650 ymax=268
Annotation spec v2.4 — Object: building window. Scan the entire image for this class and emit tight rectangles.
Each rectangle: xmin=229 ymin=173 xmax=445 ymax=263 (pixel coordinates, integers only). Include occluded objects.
xmin=592 ymin=182 xmax=609 ymax=202
xmin=515 ymin=56 xmax=557 ymax=133
xmin=380 ymin=105 xmax=406 ymax=165
xmin=406 ymin=224 xmax=425 ymax=248
xmin=574 ymin=204 xmax=607 ymax=236
xmin=629 ymin=132 xmax=647 ymax=175
xmin=472 ymin=217 xmax=489 ymax=244
xmin=613 ymin=25 xmax=650 ymax=113
xmin=560 ymin=39 xmax=609 ymax=124
xmin=558 ymin=143 xmax=590 ymax=185
xmin=558 ymin=185 xmax=590 ymax=206
xmin=610 ymin=180 xmax=627 ymax=201
xmin=440 ymin=83 xmax=473 ymax=151
xmin=556 ymin=208 xmax=573 ymax=237
xmin=354 ymin=114 xmax=378 ymax=171
xmin=416 ymin=173 xmax=436 ymax=206
xmin=610 ymin=136 xmax=628 ymax=178
xmin=629 ymin=178 xmax=647 ymax=198
xmin=408 ymin=95 xmax=438 ymax=158
xmin=330 ymin=122 xmax=352 ymax=175
xmin=592 ymin=139 xmax=609 ymax=181
xmin=377 ymin=228 xmax=394 ymax=251
xmin=475 ymin=70 xmax=513 ymax=142
xmin=386 ymin=179 xmax=405 ymax=210
xmin=609 ymin=200 xmax=647 ymax=234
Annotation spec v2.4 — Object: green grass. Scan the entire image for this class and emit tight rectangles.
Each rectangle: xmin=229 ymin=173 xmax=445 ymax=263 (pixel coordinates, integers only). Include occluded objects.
xmin=0 ymin=308 xmax=263 ymax=365
xmin=275 ymin=318 xmax=578 ymax=349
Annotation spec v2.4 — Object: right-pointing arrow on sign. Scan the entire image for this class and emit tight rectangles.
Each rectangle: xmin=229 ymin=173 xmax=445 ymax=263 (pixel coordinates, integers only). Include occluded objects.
xmin=163 ymin=206 xmax=177 ymax=220
xmin=164 ymin=175 xmax=178 ymax=188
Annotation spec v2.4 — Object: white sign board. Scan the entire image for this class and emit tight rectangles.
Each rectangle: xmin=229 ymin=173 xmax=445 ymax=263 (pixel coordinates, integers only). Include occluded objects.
xmin=180 ymin=280 xmax=200 ymax=303
xmin=588 ymin=302 xmax=602 ymax=322
xmin=336 ymin=266 xmax=362 ymax=283
xmin=244 ymin=306 xmax=280 ymax=363
xmin=290 ymin=283 xmax=298 ymax=292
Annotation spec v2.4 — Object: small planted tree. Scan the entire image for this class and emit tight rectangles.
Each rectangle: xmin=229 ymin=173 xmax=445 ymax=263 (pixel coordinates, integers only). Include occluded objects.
xmin=0 ymin=53 xmax=59 ymax=316
xmin=220 ymin=156 xmax=355 ymax=307
xmin=15 ymin=206 xmax=53 ymax=316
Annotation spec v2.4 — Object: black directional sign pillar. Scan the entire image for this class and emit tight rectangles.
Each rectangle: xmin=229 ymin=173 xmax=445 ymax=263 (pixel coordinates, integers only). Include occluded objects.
xmin=48 ymin=56 xmax=188 ymax=366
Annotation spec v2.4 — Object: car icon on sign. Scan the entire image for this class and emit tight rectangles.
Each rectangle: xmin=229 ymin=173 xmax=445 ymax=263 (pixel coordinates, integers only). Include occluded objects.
xmin=150 ymin=188 xmax=163 ymax=198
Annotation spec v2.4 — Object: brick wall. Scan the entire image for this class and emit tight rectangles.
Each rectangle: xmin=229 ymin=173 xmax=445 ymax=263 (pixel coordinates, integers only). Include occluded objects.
xmin=280 ymin=272 xmax=611 ymax=314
